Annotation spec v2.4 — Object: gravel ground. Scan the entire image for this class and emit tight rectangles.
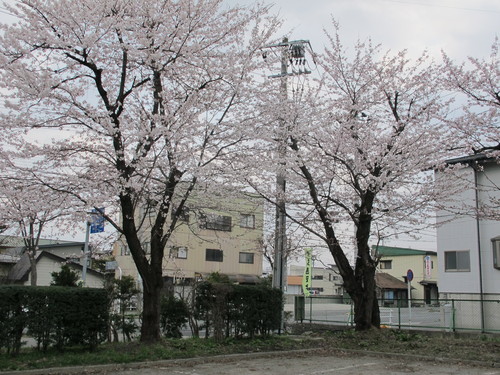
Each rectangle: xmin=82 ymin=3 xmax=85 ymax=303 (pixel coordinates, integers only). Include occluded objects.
xmin=2 ymin=349 xmax=499 ymax=375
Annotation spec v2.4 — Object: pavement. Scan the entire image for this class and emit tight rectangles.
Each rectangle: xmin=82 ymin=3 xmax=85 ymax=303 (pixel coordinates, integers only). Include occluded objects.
xmin=2 ymin=347 xmax=499 ymax=375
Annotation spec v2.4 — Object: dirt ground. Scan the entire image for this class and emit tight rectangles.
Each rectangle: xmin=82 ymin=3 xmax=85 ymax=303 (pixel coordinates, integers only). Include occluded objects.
xmin=14 ymin=350 xmax=497 ymax=375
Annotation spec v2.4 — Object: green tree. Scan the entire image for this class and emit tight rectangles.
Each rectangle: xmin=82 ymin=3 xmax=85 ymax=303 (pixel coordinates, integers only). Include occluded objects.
xmin=160 ymin=294 xmax=189 ymax=338
xmin=50 ymin=265 xmax=79 ymax=287
xmin=106 ymin=276 xmax=140 ymax=342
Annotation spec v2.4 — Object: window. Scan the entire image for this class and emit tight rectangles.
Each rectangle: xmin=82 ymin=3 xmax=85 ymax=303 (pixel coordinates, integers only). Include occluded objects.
xmin=240 ymin=214 xmax=255 ymax=229
xmin=329 ymin=274 xmax=340 ymax=281
xmin=201 ymin=214 xmax=232 ymax=231
xmin=492 ymin=237 xmax=500 ymax=269
xmin=120 ymin=244 xmax=130 ymax=256
xmin=312 ymin=275 xmax=323 ymax=280
xmin=170 ymin=246 xmax=188 ymax=259
xmin=206 ymin=249 xmax=223 ymax=262
xmin=444 ymin=250 xmax=470 ymax=272
xmin=379 ymin=260 xmax=392 ymax=269
xmin=239 ymin=252 xmax=254 ymax=264
xmin=309 ymin=287 xmax=324 ymax=295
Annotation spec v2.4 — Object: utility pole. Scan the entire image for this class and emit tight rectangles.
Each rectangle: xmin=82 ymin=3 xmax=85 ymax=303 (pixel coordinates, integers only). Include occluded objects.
xmin=262 ymin=38 xmax=312 ymax=331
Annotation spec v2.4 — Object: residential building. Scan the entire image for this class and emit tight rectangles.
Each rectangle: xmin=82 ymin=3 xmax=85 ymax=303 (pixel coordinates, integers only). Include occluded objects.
xmin=0 ymin=236 xmax=100 ymax=285
xmin=287 ymin=265 xmax=343 ymax=296
xmin=374 ymin=272 xmax=411 ymax=307
xmin=0 ymin=253 xmax=18 ymax=282
xmin=373 ymin=245 xmax=439 ymax=304
xmin=435 ymin=155 xmax=500 ymax=331
xmin=113 ymin=192 xmax=264 ymax=285
xmin=6 ymin=251 xmax=105 ymax=287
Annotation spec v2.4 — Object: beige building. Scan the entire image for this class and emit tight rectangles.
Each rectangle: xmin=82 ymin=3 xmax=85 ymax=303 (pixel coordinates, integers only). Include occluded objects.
xmin=374 ymin=245 xmax=439 ymax=304
xmin=114 ymin=193 xmax=264 ymax=284
xmin=287 ymin=265 xmax=343 ymax=296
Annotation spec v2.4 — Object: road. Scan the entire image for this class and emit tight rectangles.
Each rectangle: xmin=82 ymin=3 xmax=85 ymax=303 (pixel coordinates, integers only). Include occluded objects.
xmin=85 ymin=351 xmax=498 ymax=375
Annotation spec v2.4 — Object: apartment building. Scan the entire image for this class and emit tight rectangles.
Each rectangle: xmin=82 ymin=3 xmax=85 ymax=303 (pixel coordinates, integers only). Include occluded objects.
xmin=113 ymin=192 xmax=264 ymax=285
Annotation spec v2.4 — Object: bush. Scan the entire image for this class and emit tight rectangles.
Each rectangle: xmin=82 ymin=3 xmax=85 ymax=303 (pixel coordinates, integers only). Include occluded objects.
xmin=50 ymin=264 xmax=80 ymax=287
xmin=160 ymin=294 xmax=189 ymax=338
xmin=105 ymin=276 xmax=140 ymax=342
xmin=194 ymin=281 xmax=283 ymax=340
xmin=0 ymin=286 xmax=108 ymax=354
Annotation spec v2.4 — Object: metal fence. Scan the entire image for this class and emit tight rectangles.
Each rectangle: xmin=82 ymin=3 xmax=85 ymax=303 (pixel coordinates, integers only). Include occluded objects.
xmin=291 ymin=296 xmax=500 ymax=333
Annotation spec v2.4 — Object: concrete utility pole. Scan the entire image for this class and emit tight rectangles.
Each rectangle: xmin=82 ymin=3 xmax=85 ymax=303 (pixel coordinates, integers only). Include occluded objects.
xmin=262 ymin=38 xmax=312 ymax=332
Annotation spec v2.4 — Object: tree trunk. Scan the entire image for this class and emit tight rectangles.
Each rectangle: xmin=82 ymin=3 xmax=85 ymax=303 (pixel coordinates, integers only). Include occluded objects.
xmin=140 ymin=281 xmax=162 ymax=343
xmin=28 ymin=250 xmax=37 ymax=286
xmin=351 ymin=274 xmax=380 ymax=330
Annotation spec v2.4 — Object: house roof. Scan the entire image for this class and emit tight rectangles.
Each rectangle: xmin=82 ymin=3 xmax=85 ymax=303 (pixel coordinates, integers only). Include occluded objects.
xmin=38 ymin=242 xmax=85 ymax=250
xmin=445 ymin=153 xmax=494 ymax=165
xmin=375 ymin=272 xmax=409 ymax=290
xmin=373 ymin=245 xmax=436 ymax=257
xmin=6 ymin=251 xmax=104 ymax=283
xmin=0 ymin=254 xmax=20 ymax=264
xmin=0 ymin=235 xmax=75 ymax=249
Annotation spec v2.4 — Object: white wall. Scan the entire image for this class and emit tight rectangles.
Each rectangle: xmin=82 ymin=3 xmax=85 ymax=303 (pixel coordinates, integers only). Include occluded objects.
xmin=436 ymin=163 xmax=500 ymax=296
xmin=27 ymin=256 xmax=104 ymax=288
xmin=476 ymin=164 xmax=500 ymax=295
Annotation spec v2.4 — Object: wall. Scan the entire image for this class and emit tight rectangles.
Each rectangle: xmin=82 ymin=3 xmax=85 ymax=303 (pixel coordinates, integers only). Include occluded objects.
xmin=437 ymin=162 xmax=500 ymax=297
xmin=378 ymin=253 xmax=438 ymax=300
xmin=26 ymin=256 xmax=104 ymax=288
xmin=114 ymin=192 xmax=264 ymax=282
xmin=476 ymin=164 xmax=500 ymax=295
xmin=436 ymin=167 xmax=481 ymax=294
xmin=288 ymin=265 xmax=343 ymax=296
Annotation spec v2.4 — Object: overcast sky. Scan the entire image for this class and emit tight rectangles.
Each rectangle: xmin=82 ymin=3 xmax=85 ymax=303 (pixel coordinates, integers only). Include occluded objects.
xmin=1 ymin=0 xmax=498 ymax=60
xmin=240 ymin=0 xmax=499 ymax=62
xmin=1 ymin=0 xmax=497 ymax=253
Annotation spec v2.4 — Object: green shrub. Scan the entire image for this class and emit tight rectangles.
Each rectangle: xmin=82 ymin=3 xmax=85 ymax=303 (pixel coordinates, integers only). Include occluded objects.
xmin=0 ymin=286 xmax=108 ymax=354
xmin=105 ymin=276 xmax=140 ymax=342
xmin=50 ymin=265 xmax=80 ymax=287
xmin=160 ymin=294 xmax=189 ymax=338
xmin=194 ymin=281 xmax=283 ymax=340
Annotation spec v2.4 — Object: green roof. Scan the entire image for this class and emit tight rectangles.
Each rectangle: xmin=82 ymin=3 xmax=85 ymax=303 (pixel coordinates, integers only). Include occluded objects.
xmin=372 ymin=245 xmax=436 ymax=257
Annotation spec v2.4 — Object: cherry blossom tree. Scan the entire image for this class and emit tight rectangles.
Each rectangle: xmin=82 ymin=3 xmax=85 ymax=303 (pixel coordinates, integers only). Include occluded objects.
xmin=441 ymin=38 xmax=500 ymax=156
xmin=259 ymin=225 xmax=307 ymax=271
xmin=439 ymin=40 xmax=500 ymax=221
xmin=250 ymin=23 xmax=454 ymax=330
xmin=0 ymin=172 xmax=69 ymax=286
xmin=0 ymin=0 xmax=280 ymax=342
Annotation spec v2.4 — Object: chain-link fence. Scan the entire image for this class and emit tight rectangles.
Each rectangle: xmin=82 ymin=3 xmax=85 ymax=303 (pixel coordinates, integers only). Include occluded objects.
xmin=291 ymin=296 xmax=500 ymax=333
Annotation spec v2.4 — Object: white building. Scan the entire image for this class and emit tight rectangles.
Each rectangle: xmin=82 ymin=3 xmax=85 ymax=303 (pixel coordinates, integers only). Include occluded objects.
xmin=436 ymin=155 xmax=500 ymax=331
xmin=287 ymin=265 xmax=343 ymax=296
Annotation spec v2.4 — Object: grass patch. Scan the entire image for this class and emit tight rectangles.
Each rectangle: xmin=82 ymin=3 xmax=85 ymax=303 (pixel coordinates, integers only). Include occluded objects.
xmin=317 ymin=327 xmax=500 ymax=362
xmin=0 ymin=336 xmax=319 ymax=371
xmin=2 ymin=328 xmax=499 ymax=371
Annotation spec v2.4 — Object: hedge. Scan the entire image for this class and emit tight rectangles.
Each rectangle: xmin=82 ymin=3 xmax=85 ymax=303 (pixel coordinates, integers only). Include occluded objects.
xmin=0 ymin=286 xmax=108 ymax=355
xmin=194 ymin=282 xmax=283 ymax=340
